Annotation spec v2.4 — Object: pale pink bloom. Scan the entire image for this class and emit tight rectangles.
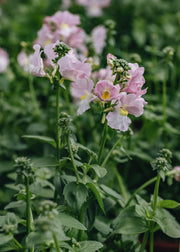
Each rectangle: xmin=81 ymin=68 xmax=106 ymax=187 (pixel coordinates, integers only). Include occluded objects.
xmin=94 ymin=80 xmax=120 ymax=102
xmin=58 ymin=50 xmax=91 ymax=81
xmin=35 ymin=11 xmax=83 ymax=50
xmin=91 ymin=25 xmax=107 ymax=54
xmin=123 ymin=63 xmax=147 ymax=97
xmin=35 ymin=24 xmax=53 ymax=47
xmin=173 ymin=166 xmax=180 ymax=182
xmin=70 ymin=78 xmax=96 ymax=115
xmin=17 ymin=51 xmax=31 ymax=72
xmin=43 ymin=41 xmax=60 ymax=67
xmin=106 ymin=92 xmax=145 ymax=131
xmin=29 ymin=44 xmax=46 ymax=77
xmin=0 ymin=48 xmax=9 ymax=73
xmin=77 ymin=0 xmax=111 ymax=17
xmin=93 ymin=66 xmax=114 ymax=82
xmin=44 ymin=11 xmax=80 ymax=28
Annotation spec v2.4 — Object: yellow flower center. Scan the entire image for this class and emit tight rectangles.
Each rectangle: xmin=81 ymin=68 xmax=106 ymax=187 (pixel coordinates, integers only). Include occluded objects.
xmin=80 ymin=94 xmax=88 ymax=100
xmin=61 ymin=23 xmax=69 ymax=29
xmin=120 ymin=108 xmax=128 ymax=116
xmin=101 ymin=87 xmax=110 ymax=100
xmin=44 ymin=38 xmax=52 ymax=46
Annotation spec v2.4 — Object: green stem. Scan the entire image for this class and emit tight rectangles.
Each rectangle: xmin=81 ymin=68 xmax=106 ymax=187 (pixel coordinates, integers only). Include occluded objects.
xmin=112 ymin=166 xmax=128 ymax=200
xmin=149 ymin=230 xmax=154 ymax=252
xmin=140 ymin=231 xmax=149 ymax=252
xmin=28 ymin=75 xmax=40 ymax=116
xmin=152 ymin=173 xmax=161 ymax=212
xmin=162 ymin=62 xmax=168 ymax=125
xmin=26 ymin=177 xmax=31 ymax=235
xmin=56 ymin=83 xmax=61 ymax=161
xmin=101 ymin=137 xmax=121 ymax=167
xmin=113 ymin=72 xmax=120 ymax=85
xmin=67 ymin=134 xmax=80 ymax=183
xmin=98 ymin=120 xmax=108 ymax=164
xmin=53 ymin=232 xmax=61 ymax=252
xmin=13 ymin=237 xmax=23 ymax=249
xmin=125 ymin=169 xmax=180 ymax=207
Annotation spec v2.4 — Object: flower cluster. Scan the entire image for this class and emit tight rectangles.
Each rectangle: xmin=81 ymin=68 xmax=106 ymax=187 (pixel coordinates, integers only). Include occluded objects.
xmin=17 ymin=11 xmax=107 ymax=73
xmin=69 ymin=52 xmax=147 ymax=132
xmin=61 ymin=0 xmax=112 ymax=17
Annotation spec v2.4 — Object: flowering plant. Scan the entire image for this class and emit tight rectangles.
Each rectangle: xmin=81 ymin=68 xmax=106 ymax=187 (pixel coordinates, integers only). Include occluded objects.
xmin=1 ymin=2 xmax=180 ymax=252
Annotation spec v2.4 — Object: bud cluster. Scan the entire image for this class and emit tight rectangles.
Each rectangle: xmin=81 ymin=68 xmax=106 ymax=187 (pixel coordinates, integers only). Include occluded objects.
xmin=53 ymin=42 xmax=70 ymax=63
xmin=14 ymin=157 xmax=35 ymax=183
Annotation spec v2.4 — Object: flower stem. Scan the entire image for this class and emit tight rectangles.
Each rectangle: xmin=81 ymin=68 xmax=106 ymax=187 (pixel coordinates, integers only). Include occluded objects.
xmin=26 ymin=177 xmax=31 ymax=235
xmin=28 ymin=75 xmax=40 ymax=116
xmin=112 ymin=166 xmax=128 ymax=200
xmin=67 ymin=134 xmax=80 ymax=183
xmin=149 ymin=230 xmax=154 ymax=252
xmin=13 ymin=237 xmax=23 ymax=249
xmin=98 ymin=120 xmax=108 ymax=165
xmin=152 ymin=173 xmax=161 ymax=212
xmin=140 ymin=231 xmax=149 ymax=252
xmin=162 ymin=62 xmax=168 ymax=125
xmin=56 ymin=83 xmax=61 ymax=161
xmin=125 ymin=169 xmax=180 ymax=207
xmin=101 ymin=137 xmax=121 ymax=167
xmin=53 ymin=232 xmax=61 ymax=252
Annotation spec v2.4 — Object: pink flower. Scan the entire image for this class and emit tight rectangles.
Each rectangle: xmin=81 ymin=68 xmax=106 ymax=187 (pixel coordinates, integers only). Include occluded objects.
xmin=77 ymin=0 xmax=111 ymax=17
xmin=43 ymin=42 xmax=58 ymax=67
xmin=58 ymin=50 xmax=91 ymax=81
xmin=106 ymin=92 xmax=146 ymax=131
xmin=35 ymin=11 xmax=84 ymax=51
xmin=173 ymin=166 xmax=180 ymax=182
xmin=0 ymin=48 xmax=9 ymax=73
xmin=123 ymin=63 xmax=147 ymax=97
xmin=91 ymin=25 xmax=107 ymax=54
xmin=70 ymin=78 xmax=96 ymax=115
xmin=34 ymin=24 xmax=53 ymax=47
xmin=29 ymin=44 xmax=46 ymax=77
xmin=17 ymin=51 xmax=31 ymax=72
xmin=93 ymin=66 xmax=114 ymax=82
xmin=94 ymin=80 xmax=120 ymax=102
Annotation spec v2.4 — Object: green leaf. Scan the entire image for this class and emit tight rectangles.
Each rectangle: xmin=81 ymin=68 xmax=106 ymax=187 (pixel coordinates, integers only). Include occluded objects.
xmin=164 ymin=122 xmax=180 ymax=135
xmin=100 ymin=184 xmax=125 ymax=207
xmin=76 ymin=143 xmax=98 ymax=159
xmin=158 ymin=200 xmax=180 ymax=209
xmin=153 ymin=208 xmax=180 ymax=238
xmin=63 ymin=182 xmax=88 ymax=211
xmin=22 ymin=135 xmax=56 ymax=147
xmin=86 ymin=183 xmax=105 ymax=214
xmin=94 ymin=217 xmax=112 ymax=235
xmin=0 ymin=234 xmax=13 ymax=246
xmin=4 ymin=200 xmax=26 ymax=210
xmin=90 ymin=164 xmax=107 ymax=178
xmin=57 ymin=213 xmax=86 ymax=230
xmin=74 ymin=240 xmax=103 ymax=252
xmin=112 ymin=206 xmax=149 ymax=235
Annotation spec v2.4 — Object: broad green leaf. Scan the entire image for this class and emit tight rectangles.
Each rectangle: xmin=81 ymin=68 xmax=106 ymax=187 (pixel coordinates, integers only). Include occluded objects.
xmin=158 ymin=200 xmax=180 ymax=209
xmin=57 ymin=213 xmax=86 ymax=230
xmin=100 ymin=184 xmax=125 ymax=207
xmin=164 ymin=122 xmax=180 ymax=135
xmin=112 ymin=206 xmax=149 ymax=235
xmin=153 ymin=208 xmax=180 ymax=238
xmin=74 ymin=240 xmax=103 ymax=252
xmin=63 ymin=182 xmax=88 ymax=211
xmin=86 ymin=183 xmax=105 ymax=214
xmin=4 ymin=200 xmax=26 ymax=210
xmin=22 ymin=135 xmax=56 ymax=147
xmin=90 ymin=164 xmax=107 ymax=178
xmin=0 ymin=234 xmax=13 ymax=246
xmin=76 ymin=143 xmax=97 ymax=159
xmin=94 ymin=217 xmax=112 ymax=235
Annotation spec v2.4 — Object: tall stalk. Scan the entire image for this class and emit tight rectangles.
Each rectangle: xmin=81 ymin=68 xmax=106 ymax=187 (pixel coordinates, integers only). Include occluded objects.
xmin=98 ymin=120 xmax=108 ymax=165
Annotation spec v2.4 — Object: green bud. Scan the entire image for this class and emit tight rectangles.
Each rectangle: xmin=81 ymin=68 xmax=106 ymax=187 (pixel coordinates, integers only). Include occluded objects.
xmin=53 ymin=42 xmax=70 ymax=63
